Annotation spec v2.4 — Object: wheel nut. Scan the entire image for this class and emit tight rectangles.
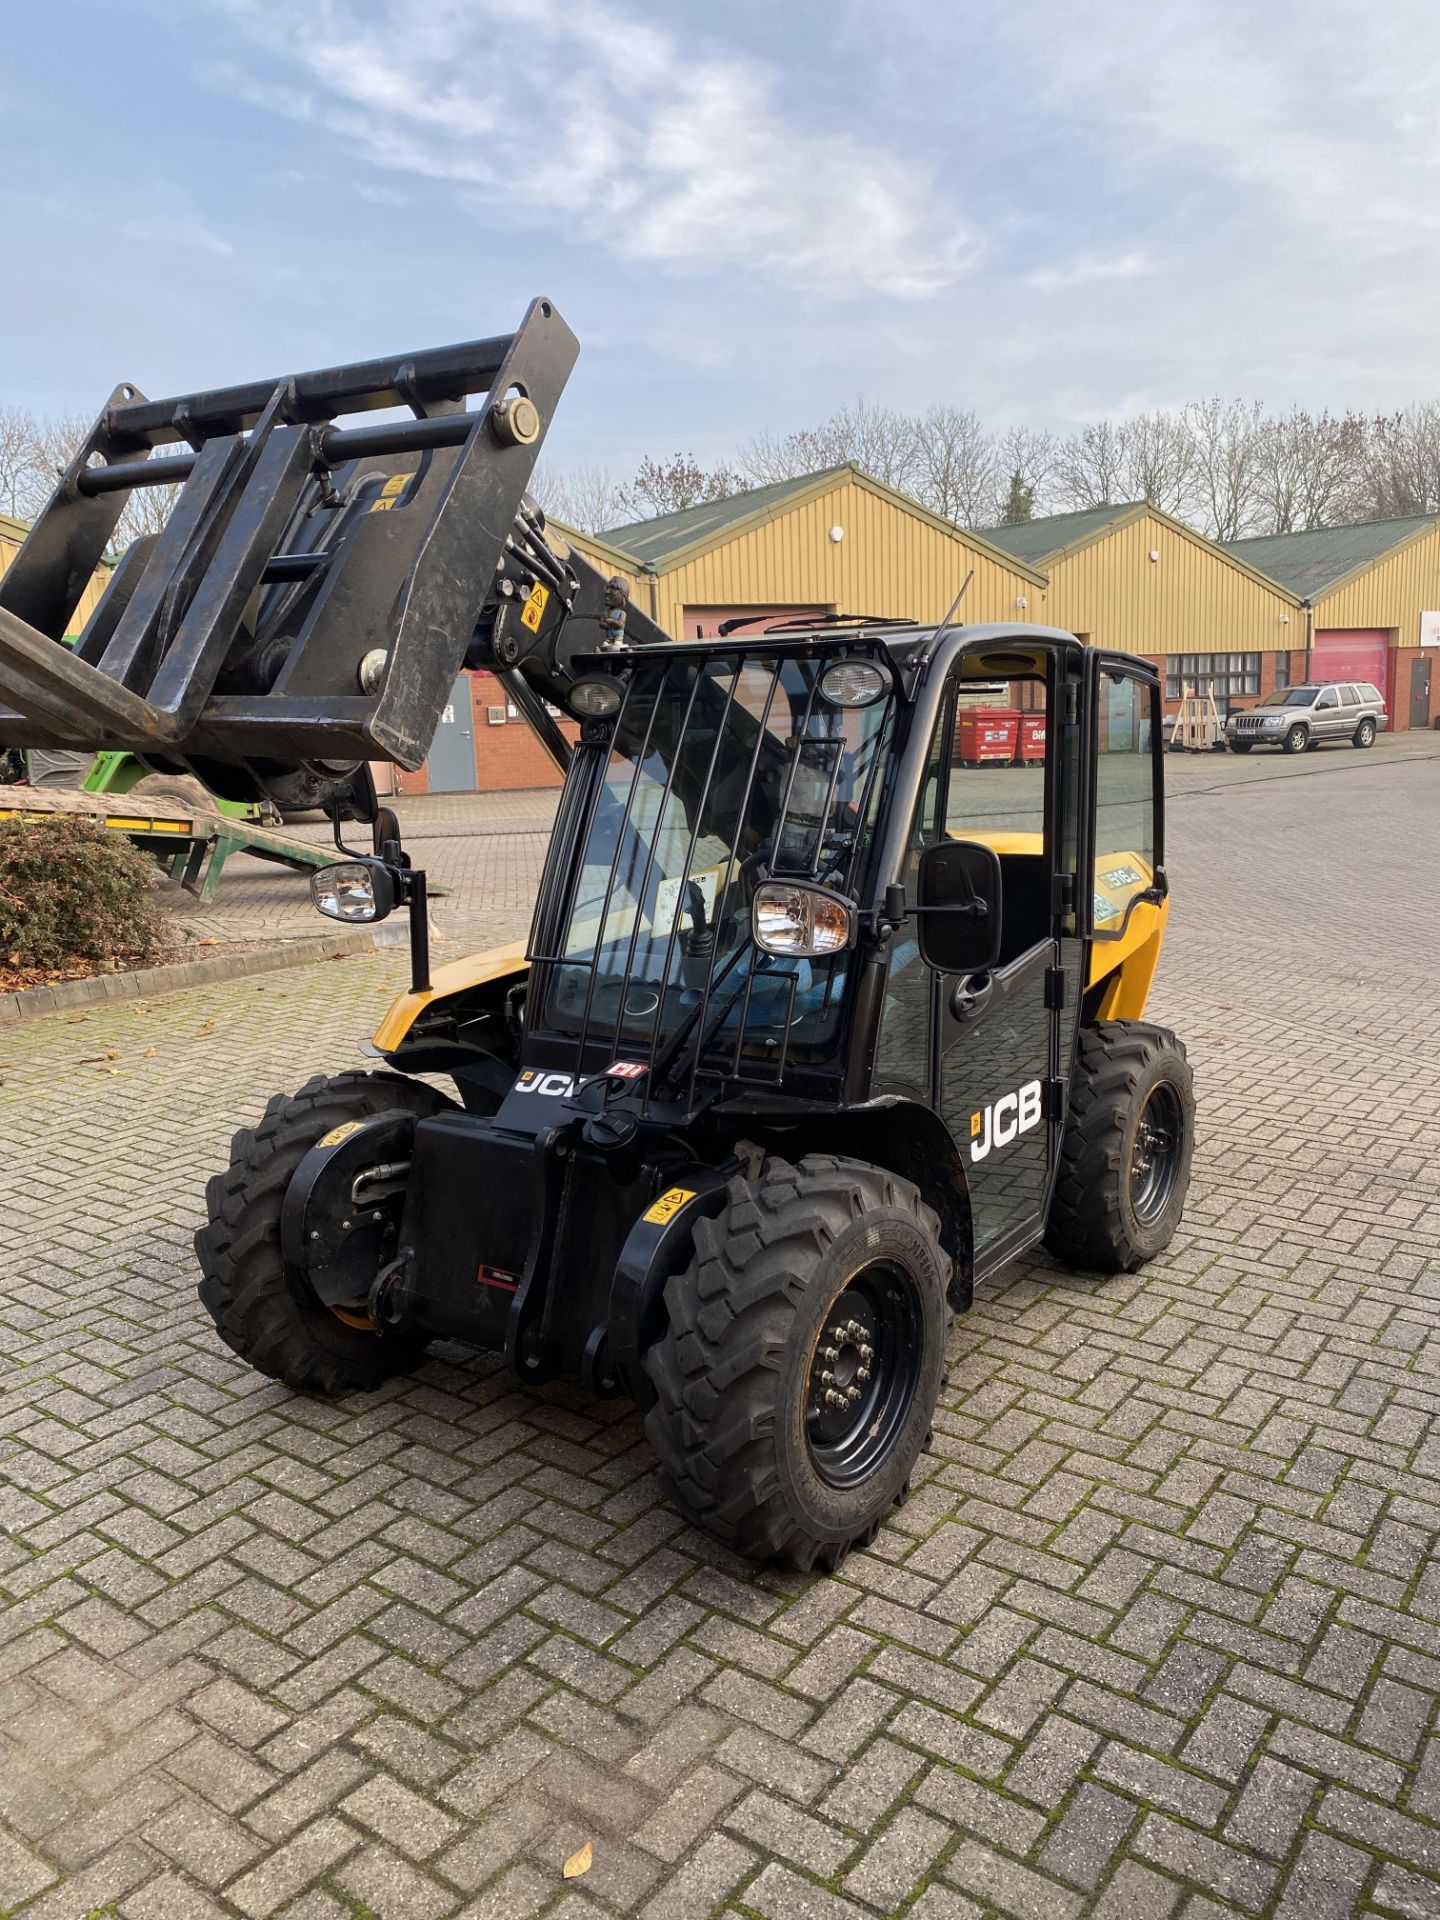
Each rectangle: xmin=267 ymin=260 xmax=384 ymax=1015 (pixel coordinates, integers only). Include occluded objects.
xmin=847 ymin=1385 xmax=862 ymax=1404
xmin=825 ymin=1389 xmax=847 ymax=1409
xmin=820 ymin=1370 xmax=835 ymax=1387
xmin=821 ymin=1345 xmax=839 ymax=1363
xmin=859 ymin=1344 xmax=874 ymax=1363
xmin=856 ymin=1366 xmax=871 ymax=1384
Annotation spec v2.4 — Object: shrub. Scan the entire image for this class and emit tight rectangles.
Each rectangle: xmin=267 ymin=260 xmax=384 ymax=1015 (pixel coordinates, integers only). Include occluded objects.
xmin=0 ymin=815 xmax=168 ymax=972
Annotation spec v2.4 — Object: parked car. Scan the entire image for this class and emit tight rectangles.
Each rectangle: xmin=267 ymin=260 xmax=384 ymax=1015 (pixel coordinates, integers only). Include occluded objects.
xmin=1226 ymin=682 xmax=1387 ymax=754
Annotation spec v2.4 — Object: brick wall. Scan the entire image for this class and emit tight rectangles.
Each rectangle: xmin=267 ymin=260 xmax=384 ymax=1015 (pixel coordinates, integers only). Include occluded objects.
xmin=395 ymin=671 xmax=581 ymax=795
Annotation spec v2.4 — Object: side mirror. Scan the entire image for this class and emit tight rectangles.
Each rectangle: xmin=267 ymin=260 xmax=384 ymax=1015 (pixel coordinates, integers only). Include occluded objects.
xmin=311 ymin=858 xmax=398 ymax=924
xmin=915 ymin=840 xmax=1002 ymax=975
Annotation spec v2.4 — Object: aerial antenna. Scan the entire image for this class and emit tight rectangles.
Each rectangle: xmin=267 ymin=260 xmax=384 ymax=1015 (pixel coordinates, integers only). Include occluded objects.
xmin=919 ymin=569 xmax=974 ymax=666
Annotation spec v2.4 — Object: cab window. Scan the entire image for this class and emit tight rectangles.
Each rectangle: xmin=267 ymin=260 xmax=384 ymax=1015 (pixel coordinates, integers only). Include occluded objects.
xmin=1092 ymin=670 xmax=1158 ymax=938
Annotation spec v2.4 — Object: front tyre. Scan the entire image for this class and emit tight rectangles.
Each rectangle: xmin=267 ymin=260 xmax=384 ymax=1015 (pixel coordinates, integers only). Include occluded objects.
xmin=644 ymin=1155 xmax=950 ymax=1570
xmin=1353 ymin=717 xmax=1377 ymax=748
xmin=1228 ymin=740 xmax=1253 ymax=754
xmin=196 ymin=1071 xmax=457 ymax=1395
xmin=1046 ymin=1021 xmax=1194 ymax=1273
xmin=1283 ymin=724 xmax=1309 ymax=754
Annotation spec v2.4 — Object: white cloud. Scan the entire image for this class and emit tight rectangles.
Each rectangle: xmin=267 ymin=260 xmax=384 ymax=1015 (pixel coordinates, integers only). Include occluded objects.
xmin=216 ymin=0 xmax=980 ymax=299
xmin=1025 ymin=250 xmax=1149 ymax=294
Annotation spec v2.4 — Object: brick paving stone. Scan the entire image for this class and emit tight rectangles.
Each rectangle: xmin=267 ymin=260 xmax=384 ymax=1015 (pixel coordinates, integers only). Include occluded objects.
xmin=6 ymin=748 xmax=1440 ymax=1919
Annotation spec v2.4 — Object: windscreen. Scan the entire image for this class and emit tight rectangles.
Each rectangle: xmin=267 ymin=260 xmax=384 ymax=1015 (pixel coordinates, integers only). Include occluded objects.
xmin=537 ymin=653 xmax=893 ymax=1086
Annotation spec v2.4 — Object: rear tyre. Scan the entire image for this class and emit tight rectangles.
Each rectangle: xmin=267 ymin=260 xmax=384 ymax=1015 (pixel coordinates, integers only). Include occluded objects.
xmin=1353 ymin=718 xmax=1376 ymax=748
xmin=644 ymin=1155 xmax=950 ymax=1570
xmin=196 ymin=1071 xmax=457 ymax=1395
xmin=1046 ymin=1021 xmax=1194 ymax=1274
xmin=1228 ymin=741 xmax=1253 ymax=754
xmin=1283 ymin=725 xmax=1308 ymax=754
xmin=129 ymin=772 xmax=222 ymax=815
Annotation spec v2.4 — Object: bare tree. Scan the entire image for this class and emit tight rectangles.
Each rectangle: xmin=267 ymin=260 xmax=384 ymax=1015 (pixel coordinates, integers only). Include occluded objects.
xmin=1118 ymin=411 xmax=1195 ymax=517
xmin=912 ymin=404 xmax=999 ymax=525
xmin=993 ymin=427 xmax=1057 ymax=518
xmin=1253 ymin=407 xmax=1367 ymax=533
xmin=1354 ymin=405 xmax=1440 ymax=520
xmin=613 ymin=454 xmax=741 ymax=520
xmin=530 ymin=461 xmax=626 ymax=533
xmin=1052 ymin=420 xmax=1129 ymax=510
xmin=0 ymin=407 xmax=43 ymax=519
xmin=1183 ymin=398 xmax=1265 ymax=541
xmin=739 ymin=398 xmax=922 ymax=495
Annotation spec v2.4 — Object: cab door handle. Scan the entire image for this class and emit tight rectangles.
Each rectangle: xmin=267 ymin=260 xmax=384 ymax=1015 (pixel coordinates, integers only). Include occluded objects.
xmin=950 ymin=972 xmax=992 ymax=1021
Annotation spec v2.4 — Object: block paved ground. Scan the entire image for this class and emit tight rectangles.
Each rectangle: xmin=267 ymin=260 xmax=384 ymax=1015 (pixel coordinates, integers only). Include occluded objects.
xmin=3 ymin=735 xmax=1440 ymax=1919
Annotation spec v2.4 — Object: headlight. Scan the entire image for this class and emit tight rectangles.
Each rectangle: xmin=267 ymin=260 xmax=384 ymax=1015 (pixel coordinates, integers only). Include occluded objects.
xmin=1263 ymin=714 xmax=1284 ymax=727
xmin=310 ymin=860 xmax=396 ymax=923
xmin=752 ymin=882 xmax=854 ymax=956
xmin=569 ymin=676 xmax=623 ymax=718
xmin=818 ymin=659 xmax=889 ymax=708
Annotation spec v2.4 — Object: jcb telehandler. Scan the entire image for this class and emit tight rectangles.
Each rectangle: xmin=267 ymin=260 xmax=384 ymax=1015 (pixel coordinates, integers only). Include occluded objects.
xmin=0 ymin=298 xmax=1193 ymax=1567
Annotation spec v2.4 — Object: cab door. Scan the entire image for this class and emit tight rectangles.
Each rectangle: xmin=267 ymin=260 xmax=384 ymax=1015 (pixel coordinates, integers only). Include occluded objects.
xmin=931 ymin=665 xmax=1063 ymax=1272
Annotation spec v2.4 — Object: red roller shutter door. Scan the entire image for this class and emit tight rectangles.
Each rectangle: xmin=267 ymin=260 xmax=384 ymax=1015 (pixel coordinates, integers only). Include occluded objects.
xmin=1311 ymin=629 xmax=1389 ymax=689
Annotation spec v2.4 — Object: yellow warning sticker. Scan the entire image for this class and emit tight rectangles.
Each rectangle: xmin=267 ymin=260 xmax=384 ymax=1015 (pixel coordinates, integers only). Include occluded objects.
xmin=369 ymin=474 xmax=409 ymax=513
xmin=970 ymin=1112 xmax=982 ymax=1137
xmin=318 ymin=1120 xmax=366 ymax=1148
xmin=520 ymin=582 xmax=550 ymax=632
xmin=644 ymin=1186 xmax=696 ymax=1227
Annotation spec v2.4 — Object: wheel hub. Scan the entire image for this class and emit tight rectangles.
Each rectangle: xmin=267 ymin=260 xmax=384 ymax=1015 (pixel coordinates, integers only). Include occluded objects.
xmin=1130 ymin=1083 xmax=1183 ymax=1224
xmin=805 ymin=1265 xmax=923 ymax=1490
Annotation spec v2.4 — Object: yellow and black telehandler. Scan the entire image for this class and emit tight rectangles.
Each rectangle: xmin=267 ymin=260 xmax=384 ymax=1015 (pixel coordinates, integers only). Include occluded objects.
xmin=0 ymin=298 xmax=1193 ymax=1567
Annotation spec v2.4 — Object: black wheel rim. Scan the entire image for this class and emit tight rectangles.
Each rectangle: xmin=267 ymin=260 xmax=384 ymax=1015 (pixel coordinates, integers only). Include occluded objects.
xmin=805 ymin=1263 xmax=922 ymax=1489
xmin=1131 ymin=1082 xmax=1184 ymax=1225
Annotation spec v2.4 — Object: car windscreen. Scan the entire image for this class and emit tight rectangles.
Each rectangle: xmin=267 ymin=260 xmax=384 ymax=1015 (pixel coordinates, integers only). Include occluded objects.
xmin=1259 ymin=688 xmax=1319 ymax=707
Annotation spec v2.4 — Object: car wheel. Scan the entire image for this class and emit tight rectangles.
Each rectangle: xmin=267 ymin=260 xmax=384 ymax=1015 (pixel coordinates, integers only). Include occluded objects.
xmin=1353 ymin=718 xmax=1376 ymax=748
xmin=1283 ymin=725 xmax=1308 ymax=754
xmin=1228 ymin=741 xmax=1253 ymax=754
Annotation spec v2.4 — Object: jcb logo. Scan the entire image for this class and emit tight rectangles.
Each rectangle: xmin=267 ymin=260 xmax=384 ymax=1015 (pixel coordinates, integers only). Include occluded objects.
xmin=970 ymin=1080 xmax=1042 ymax=1161
xmin=514 ymin=1068 xmax=580 ymax=1098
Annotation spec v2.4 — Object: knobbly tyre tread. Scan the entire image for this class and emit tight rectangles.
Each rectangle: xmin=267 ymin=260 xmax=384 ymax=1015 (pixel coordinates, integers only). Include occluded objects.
xmin=643 ymin=1153 xmax=949 ymax=1570
xmin=196 ymin=1070 xmax=456 ymax=1395
xmin=1044 ymin=1019 xmax=1194 ymax=1274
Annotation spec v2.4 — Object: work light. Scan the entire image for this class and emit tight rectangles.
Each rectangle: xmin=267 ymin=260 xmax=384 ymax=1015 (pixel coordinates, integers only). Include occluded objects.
xmin=752 ymin=882 xmax=854 ymax=956
xmin=818 ymin=660 xmax=888 ymax=708
xmin=569 ymin=677 xmax=623 ymax=718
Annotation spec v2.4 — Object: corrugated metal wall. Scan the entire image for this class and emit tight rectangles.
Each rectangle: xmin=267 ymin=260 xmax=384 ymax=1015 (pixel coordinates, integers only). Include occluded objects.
xmin=1040 ymin=512 xmax=1300 ymax=654
xmin=1311 ymin=524 xmax=1440 ymax=644
xmin=656 ymin=477 xmax=1041 ymax=637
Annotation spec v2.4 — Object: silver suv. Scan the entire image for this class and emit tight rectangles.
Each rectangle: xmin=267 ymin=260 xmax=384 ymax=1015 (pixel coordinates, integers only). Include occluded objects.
xmin=1226 ymin=681 xmax=1387 ymax=755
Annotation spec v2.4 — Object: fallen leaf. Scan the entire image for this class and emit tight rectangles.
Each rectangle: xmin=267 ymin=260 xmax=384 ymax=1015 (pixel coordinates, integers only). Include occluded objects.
xmin=143 ymin=1046 xmax=157 ymax=1058
xmin=195 ymin=1018 xmax=215 ymax=1036
xmin=562 ymin=1843 xmax=592 ymax=1880
xmin=197 ymin=937 xmax=218 ymax=947
xmin=78 ymin=1053 xmax=107 ymax=1063
xmin=105 ymin=1049 xmax=120 ymax=1060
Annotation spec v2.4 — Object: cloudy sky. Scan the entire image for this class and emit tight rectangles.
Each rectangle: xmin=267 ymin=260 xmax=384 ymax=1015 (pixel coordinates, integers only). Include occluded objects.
xmin=2 ymin=0 xmax=1438 ymax=472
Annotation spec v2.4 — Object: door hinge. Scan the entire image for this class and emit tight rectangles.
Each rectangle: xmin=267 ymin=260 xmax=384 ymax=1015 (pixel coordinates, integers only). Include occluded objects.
xmin=1042 ymin=1076 xmax=1067 ymax=1120
xmin=1062 ymin=682 xmax=1080 ymax=726
xmin=1050 ymin=872 xmax=1075 ymax=916
xmin=1044 ymin=966 xmax=1067 ymax=1010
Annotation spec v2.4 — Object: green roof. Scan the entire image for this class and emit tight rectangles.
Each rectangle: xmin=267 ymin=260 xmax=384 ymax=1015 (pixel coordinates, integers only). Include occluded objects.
xmin=1223 ymin=515 xmax=1440 ymax=598
xmin=600 ymin=467 xmax=851 ymax=568
xmin=979 ymin=502 xmax=1140 ymax=563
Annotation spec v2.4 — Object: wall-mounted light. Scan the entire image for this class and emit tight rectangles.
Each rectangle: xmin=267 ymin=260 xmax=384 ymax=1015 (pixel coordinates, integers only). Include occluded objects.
xmin=1279 ymin=614 xmax=1291 ymax=625
xmin=1015 ymin=596 xmax=1028 ymax=610
xmin=1148 ymin=550 xmax=1161 ymax=563
xmin=829 ymin=525 xmax=845 ymax=544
